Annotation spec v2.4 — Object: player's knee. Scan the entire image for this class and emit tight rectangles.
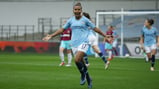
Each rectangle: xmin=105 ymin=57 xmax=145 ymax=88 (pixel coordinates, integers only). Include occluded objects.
xmin=75 ymin=58 xmax=80 ymax=63
xmin=75 ymin=56 xmax=83 ymax=63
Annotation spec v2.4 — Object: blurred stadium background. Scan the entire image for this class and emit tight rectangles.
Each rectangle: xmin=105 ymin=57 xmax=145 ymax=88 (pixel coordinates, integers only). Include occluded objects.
xmin=0 ymin=1 xmax=159 ymax=89
xmin=0 ymin=0 xmax=159 ymax=57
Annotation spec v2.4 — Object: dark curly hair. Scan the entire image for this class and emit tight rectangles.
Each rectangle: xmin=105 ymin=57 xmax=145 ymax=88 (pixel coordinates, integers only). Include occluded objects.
xmin=147 ymin=18 xmax=154 ymax=26
xmin=83 ymin=12 xmax=91 ymax=20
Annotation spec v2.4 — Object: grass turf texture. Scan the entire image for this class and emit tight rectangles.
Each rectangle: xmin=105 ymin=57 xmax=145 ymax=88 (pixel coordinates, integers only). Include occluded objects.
xmin=0 ymin=53 xmax=159 ymax=89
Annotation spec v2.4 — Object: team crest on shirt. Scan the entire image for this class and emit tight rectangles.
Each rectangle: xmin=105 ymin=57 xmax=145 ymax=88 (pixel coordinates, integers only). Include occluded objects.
xmin=81 ymin=21 xmax=86 ymax=25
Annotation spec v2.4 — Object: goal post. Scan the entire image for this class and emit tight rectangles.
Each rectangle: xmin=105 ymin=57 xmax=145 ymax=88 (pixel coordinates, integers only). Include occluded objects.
xmin=96 ymin=9 xmax=159 ymax=58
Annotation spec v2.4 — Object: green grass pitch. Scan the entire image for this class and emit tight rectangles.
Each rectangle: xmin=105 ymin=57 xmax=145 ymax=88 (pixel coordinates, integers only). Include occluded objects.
xmin=0 ymin=53 xmax=159 ymax=89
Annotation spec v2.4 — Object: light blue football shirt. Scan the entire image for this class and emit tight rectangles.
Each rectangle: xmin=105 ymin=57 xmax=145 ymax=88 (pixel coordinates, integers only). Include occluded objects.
xmin=63 ymin=16 xmax=96 ymax=47
xmin=89 ymin=28 xmax=96 ymax=36
xmin=141 ymin=26 xmax=159 ymax=46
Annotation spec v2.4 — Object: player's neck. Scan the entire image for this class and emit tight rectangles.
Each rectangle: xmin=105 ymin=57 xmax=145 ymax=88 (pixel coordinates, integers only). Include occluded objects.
xmin=146 ymin=26 xmax=152 ymax=30
xmin=75 ymin=15 xmax=82 ymax=20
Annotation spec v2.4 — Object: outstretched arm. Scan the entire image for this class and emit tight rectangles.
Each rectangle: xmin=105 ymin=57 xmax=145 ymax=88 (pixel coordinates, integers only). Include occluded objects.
xmin=93 ymin=27 xmax=106 ymax=37
xmin=43 ymin=28 xmax=64 ymax=41
xmin=103 ymin=37 xmax=106 ymax=43
xmin=50 ymin=28 xmax=64 ymax=37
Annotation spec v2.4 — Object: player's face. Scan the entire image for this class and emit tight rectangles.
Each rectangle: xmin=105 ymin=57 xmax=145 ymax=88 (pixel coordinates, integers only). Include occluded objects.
xmin=73 ymin=6 xmax=82 ymax=19
xmin=144 ymin=20 xmax=150 ymax=27
xmin=108 ymin=26 xmax=113 ymax=30
xmin=106 ymin=35 xmax=113 ymax=41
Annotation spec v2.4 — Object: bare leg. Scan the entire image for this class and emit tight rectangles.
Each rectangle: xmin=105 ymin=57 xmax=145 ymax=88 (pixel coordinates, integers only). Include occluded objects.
xmin=92 ymin=45 xmax=107 ymax=63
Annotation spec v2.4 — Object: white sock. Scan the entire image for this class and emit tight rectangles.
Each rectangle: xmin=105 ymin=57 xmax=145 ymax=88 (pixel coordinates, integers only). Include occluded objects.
xmin=59 ymin=52 xmax=64 ymax=62
xmin=143 ymin=52 xmax=149 ymax=62
xmin=67 ymin=53 xmax=72 ymax=64
xmin=108 ymin=51 xmax=112 ymax=59
xmin=145 ymin=55 xmax=149 ymax=62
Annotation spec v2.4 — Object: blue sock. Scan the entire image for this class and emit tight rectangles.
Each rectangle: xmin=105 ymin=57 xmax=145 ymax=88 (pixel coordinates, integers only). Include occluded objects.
xmin=151 ymin=55 xmax=155 ymax=67
xmin=84 ymin=54 xmax=89 ymax=64
xmin=75 ymin=61 xmax=84 ymax=74
xmin=83 ymin=63 xmax=91 ymax=84
xmin=82 ymin=61 xmax=88 ymax=73
xmin=75 ymin=61 xmax=88 ymax=80
xmin=86 ymin=72 xmax=91 ymax=85
xmin=98 ymin=52 xmax=107 ymax=63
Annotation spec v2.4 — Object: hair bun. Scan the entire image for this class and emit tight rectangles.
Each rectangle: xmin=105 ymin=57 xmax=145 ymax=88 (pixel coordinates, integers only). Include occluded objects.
xmin=75 ymin=2 xmax=81 ymax=6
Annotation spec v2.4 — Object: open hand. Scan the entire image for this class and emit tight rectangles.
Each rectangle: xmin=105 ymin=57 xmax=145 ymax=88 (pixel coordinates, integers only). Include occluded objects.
xmin=42 ymin=34 xmax=51 ymax=41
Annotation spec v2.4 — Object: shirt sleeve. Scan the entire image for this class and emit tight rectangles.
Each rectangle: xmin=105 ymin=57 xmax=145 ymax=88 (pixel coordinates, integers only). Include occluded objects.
xmin=63 ymin=18 xmax=72 ymax=30
xmin=155 ymin=28 xmax=159 ymax=36
xmin=141 ymin=27 xmax=144 ymax=36
xmin=85 ymin=17 xmax=96 ymax=29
